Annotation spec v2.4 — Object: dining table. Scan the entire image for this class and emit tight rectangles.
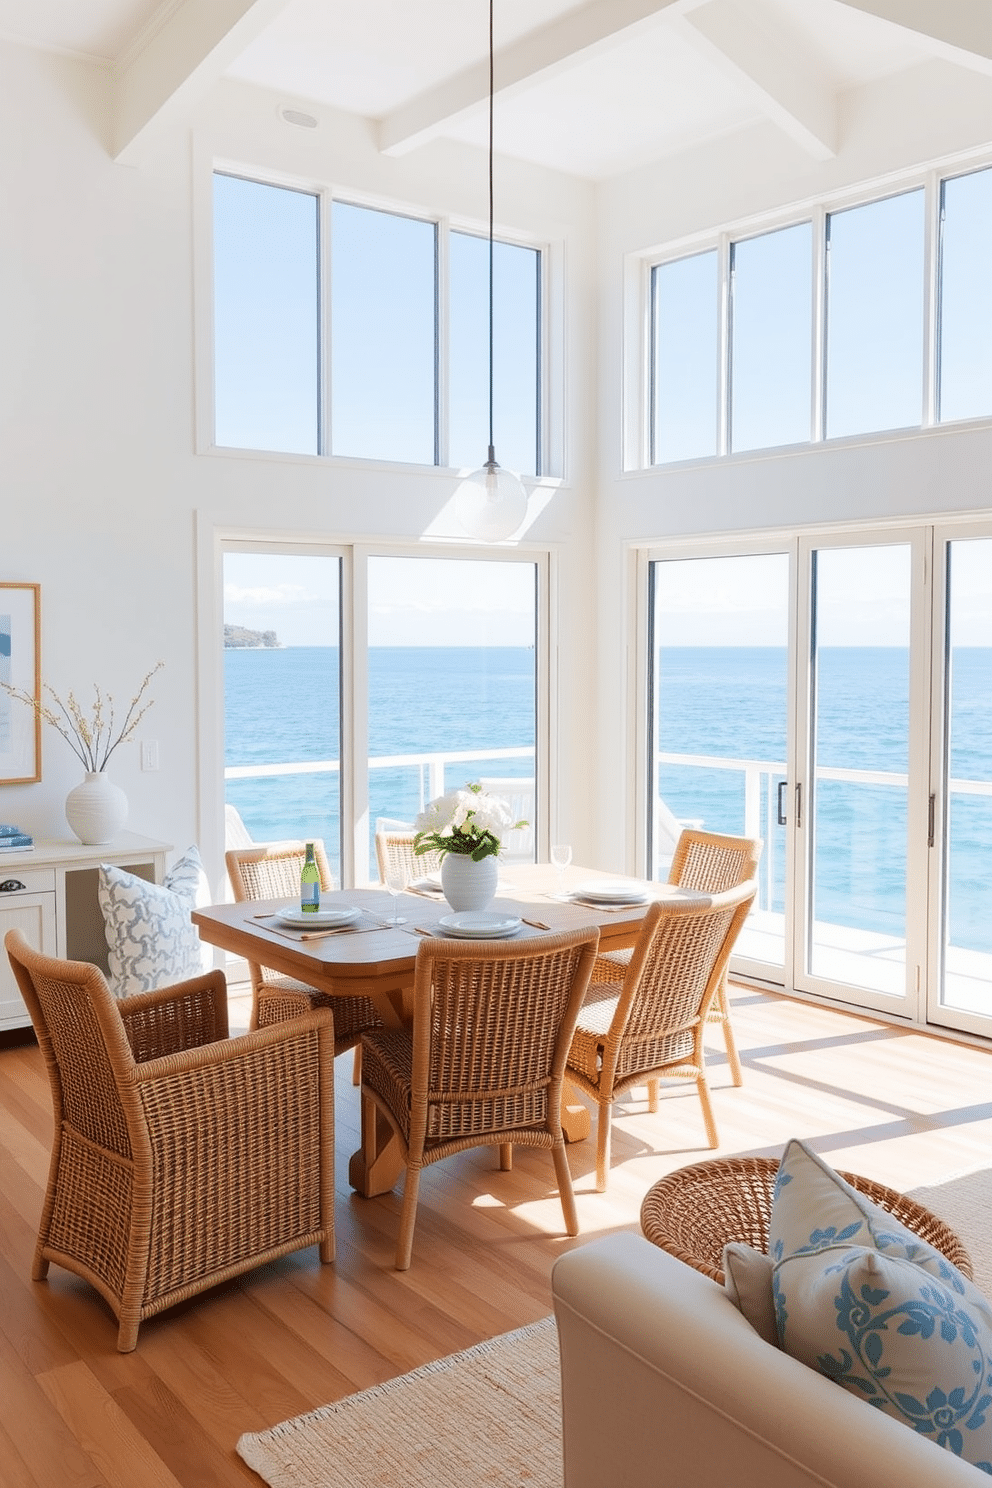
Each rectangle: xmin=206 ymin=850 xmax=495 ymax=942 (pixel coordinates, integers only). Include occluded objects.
xmin=192 ymin=863 xmax=691 ymax=1198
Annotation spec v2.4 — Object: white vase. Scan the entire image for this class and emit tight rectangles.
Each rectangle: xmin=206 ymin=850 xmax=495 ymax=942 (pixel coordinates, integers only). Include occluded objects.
xmin=65 ymin=771 xmax=129 ymax=846
xmin=441 ymin=852 xmax=499 ymax=912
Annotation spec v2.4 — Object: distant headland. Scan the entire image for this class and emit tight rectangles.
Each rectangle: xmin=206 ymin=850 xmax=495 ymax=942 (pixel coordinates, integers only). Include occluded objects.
xmin=224 ymin=625 xmax=281 ymax=649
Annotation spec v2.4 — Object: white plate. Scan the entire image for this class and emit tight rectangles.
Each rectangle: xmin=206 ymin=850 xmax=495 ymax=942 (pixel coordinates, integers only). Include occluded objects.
xmin=275 ymin=906 xmax=361 ymax=929
xmin=571 ymin=880 xmax=650 ymax=906
xmin=437 ymin=912 xmax=522 ymax=939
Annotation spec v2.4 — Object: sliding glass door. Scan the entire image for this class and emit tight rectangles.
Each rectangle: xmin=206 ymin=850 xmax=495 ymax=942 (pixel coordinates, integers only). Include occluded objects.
xmin=929 ymin=532 xmax=992 ymax=1033
xmin=794 ymin=537 xmax=923 ymax=1015
xmin=648 ymin=551 xmax=790 ymax=978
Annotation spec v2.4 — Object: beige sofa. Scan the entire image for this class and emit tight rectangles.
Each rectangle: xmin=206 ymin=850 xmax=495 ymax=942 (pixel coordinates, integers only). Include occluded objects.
xmin=552 ymin=1232 xmax=984 ymax=1487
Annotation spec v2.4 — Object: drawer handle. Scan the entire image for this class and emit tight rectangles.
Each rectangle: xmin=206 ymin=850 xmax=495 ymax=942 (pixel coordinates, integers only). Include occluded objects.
xmin=0 ymin=879 xmax=26 ymax=893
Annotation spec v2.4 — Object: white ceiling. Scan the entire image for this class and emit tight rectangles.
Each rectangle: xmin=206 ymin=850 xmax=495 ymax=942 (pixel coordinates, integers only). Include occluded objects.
xmin=1 ymin=0 xmax=986 ymax=178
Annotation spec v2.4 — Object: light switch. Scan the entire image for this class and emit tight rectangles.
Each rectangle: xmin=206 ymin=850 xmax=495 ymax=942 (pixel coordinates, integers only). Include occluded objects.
xmin=141 ymin=740 xmax=159 ymax=771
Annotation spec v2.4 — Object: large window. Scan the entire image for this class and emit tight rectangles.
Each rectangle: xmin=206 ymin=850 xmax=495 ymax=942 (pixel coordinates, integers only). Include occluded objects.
xmin=212 ymin=175 xmax=543 ymax=473
xmin=649 ymin=162 xmax=992 ymax=465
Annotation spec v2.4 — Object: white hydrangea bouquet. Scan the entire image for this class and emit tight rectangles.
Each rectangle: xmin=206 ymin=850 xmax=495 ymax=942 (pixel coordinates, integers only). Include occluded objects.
xmin=413 ymin=782 xmax=527 ymax=862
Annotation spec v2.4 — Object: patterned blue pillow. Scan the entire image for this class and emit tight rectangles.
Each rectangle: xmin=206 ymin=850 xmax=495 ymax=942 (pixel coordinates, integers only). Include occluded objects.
xmin=770 ymin=1139 xmax=992 ymax=1474
xmin=98 ymin=845 xmax=209 ymax=998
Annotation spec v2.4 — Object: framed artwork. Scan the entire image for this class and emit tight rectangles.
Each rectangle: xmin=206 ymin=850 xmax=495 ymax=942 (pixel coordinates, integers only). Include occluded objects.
xmin=0 ymin=583 xmax=41 ymax=785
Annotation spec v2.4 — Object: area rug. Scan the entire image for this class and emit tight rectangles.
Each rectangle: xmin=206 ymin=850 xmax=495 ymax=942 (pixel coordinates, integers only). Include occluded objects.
xmin=237 ymin=1168 xmax=992 ymax=1488
xmin=237 ymin=1316 xmax=561 ymax=1488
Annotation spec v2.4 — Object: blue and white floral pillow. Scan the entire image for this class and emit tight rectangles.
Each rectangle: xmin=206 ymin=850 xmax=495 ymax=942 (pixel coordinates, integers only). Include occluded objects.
xmin=98 ymin=845 xmax=210 ymax=999
xmin=770 ymin=1138 xmax=992 ymax=1474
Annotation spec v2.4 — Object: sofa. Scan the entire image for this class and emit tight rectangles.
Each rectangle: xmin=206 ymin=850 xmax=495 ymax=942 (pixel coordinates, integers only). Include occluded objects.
xmin=552 ymin=1231 xmax=985 ymax=1488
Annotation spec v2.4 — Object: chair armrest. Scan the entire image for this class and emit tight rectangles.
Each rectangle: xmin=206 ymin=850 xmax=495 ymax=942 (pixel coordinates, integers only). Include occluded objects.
xmin=119 ymin=970 xmax=230 ymax=1061
xmin=129 ymin=1006 xmax=335 ymax=1084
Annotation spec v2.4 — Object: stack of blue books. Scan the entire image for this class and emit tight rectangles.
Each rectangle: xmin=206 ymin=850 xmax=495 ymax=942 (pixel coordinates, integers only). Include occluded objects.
xmin=0 ymin=824 xmax=33 ymax=851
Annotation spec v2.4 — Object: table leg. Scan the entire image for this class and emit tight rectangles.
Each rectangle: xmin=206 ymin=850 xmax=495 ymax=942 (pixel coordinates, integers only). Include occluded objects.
xmin=560 ymin=1077 xmax=591 ymax=1143
xmin=349 ymin=1090 xmax=407 ymax=1197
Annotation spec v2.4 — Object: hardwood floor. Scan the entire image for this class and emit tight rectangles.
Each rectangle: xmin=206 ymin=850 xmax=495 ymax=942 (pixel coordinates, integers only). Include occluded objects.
xmin=3 ymin=979 xmax=992 ymax=1486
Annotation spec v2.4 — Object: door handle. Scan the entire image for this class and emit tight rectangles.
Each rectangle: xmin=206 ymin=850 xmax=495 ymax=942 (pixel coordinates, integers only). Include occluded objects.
xmin=0 ymin=879 xmax=26 ymax=893
xmin=776 ymin=780 xmax=788 ymax=826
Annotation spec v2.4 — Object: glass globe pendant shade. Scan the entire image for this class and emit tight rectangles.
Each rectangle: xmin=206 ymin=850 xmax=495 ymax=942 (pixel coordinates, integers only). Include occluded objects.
xmin=453 ymin=450 xmax=528 ymax=542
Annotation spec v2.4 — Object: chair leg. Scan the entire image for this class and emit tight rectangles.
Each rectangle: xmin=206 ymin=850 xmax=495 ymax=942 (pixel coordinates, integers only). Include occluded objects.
xmin=499 ymin=1143 xmax=513 ymax=1170
xmin=647 ymin=1077 xmax=660 ymax=1112
xmin=718 ymin=978 xmax=744 ymax=1087
xmin=395 ymin=1164 xmax=423 ymax=1271
xmin=697 ymin=1072 xmax=719 ymax=1149
xmin=551 ymin=1140 xmax=579 ymax=1236
xmin=352 ymin=1043 xmax=362 ymax=1086
xmin=595 ymin=1103 xmax=613 ymax=1193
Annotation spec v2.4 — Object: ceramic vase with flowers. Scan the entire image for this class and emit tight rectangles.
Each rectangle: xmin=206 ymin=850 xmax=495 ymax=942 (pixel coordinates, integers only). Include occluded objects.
xmin=2 ymin=663 xmax=163 ymax=846
xmin=413 ymin=782 xmax=528 ymax=913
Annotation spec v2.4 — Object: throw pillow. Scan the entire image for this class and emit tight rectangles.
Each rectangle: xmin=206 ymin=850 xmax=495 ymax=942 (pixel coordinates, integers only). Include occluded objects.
xmin=770 ymin=1138 xmax=992 ymax=1474
xmin=98 ymin=845 xmax=210 ymax=998
xmin=722 ymin=1242 xmax=778 ymax=1347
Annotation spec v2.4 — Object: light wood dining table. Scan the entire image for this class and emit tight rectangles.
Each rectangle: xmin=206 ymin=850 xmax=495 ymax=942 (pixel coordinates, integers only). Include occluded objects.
xmin=192 ymin=864 xmax=679 ymax=1197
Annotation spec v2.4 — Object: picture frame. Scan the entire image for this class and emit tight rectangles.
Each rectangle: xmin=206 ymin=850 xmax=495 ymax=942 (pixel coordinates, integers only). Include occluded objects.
xmin=0 ymin=583 xmax=42 ymax=785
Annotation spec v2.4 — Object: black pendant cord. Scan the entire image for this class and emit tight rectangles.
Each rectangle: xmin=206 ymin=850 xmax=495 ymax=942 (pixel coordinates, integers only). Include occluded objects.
xmin=488 ymin=0 xmax=496 ymax=468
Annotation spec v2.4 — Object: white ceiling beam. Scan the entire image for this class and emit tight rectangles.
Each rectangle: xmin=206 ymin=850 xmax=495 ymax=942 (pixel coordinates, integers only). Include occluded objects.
xmin=834 ymin=0 xmax=992 ymax=75
xmin=378 ymin=0 xmax=690 ymax=156
xmin=683 ymin=0 xmax=837 ymax=160
xmin=113 ymin=0 xmax=296 ymax=165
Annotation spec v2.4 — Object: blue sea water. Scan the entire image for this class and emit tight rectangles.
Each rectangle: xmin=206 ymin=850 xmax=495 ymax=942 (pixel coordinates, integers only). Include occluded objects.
xmin=225 ymin=645 xmax=991 ymax=954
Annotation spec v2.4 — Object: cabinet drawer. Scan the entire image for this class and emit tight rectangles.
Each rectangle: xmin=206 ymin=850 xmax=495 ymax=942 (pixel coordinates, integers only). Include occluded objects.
xmin=0 ymin=866 xmax=57 ymax=895
xmin=0 ymin=890 xmax=57 ymax=1029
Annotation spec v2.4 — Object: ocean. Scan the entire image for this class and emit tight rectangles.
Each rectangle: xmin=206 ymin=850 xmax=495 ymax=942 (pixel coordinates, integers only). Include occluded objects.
xmin=225 ymin=644 xmax=991 ymax=955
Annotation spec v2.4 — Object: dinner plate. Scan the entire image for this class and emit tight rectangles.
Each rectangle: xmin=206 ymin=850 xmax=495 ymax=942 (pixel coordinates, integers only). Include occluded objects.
xmin=437 ymin=912 xmax=522 ymax=939
xmin=571 ymin=880 xmax=650 ymax=906
xmin=275 ymin=906 xmax=361 ymax=929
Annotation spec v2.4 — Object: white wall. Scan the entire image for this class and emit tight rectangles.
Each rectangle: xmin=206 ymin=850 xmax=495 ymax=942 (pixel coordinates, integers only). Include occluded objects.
xmin=593 ymin=59 xmax=992 ymax=870
xmin=0 ymin=44 xmax=600 ymax=889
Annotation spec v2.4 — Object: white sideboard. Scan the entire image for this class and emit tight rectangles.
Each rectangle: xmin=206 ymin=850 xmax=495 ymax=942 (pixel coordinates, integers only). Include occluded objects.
xmin=0 ymin=834 xmax=171 ymax=1031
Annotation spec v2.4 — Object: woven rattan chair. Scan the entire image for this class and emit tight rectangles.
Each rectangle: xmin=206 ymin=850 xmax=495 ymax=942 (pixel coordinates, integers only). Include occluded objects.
xmin=374 ymin=830 xmax=443 ymax=885
xmin=594 ymin=830 xmax=763 ymax=1087
xmin=567 ymin=880 xmax=757 ymax=1192
xmin=5 ymin=929 xmax=336 ymax=1352
xmin=226 ymin=841 xmax=382 ymax=1074
xmin=360 ymin=925 xmax=600 ymax=1270
xmin=639 ymin=1154 xmax=973 ymax=1284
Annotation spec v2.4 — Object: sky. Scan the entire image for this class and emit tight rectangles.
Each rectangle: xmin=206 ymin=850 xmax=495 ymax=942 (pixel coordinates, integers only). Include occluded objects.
xmin=224 ymin=552 xmax=536 ymax=647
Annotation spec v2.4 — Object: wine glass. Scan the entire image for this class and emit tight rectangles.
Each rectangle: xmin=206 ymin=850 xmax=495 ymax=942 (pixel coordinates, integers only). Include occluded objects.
xmin=550 ymin=843 xmax=572 ymax=896
xmin=384 ymin=858 xmax=410 ymax=925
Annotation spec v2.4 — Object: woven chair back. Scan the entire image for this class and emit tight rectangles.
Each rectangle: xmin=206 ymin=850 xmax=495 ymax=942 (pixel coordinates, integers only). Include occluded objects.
xmin=669 ymin=829 xmax=763 ymax=894
xmin=605 ymin=881 xmax=757 ymax=1088
xmin=375 ymin=831 xmax=443 ymax=884
xmin=226 ymin=840 xmax=334 ymax=902
xmin=672 ymin=827 xmax=767 ymax=892
xmin=412 ymin=928 xmax=599 ymax=1144
xmin=5 ymin=932 xmax=134 ymax=1159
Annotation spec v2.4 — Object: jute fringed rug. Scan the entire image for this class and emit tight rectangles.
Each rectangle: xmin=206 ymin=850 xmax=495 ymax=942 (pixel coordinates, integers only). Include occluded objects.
xmin=237 ymin=1316 xmax=561 ymax=1488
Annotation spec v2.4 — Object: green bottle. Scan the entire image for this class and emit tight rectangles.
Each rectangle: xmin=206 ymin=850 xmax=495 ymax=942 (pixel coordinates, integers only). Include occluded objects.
xmin=300 ymin=842 xmax=320 ymax=913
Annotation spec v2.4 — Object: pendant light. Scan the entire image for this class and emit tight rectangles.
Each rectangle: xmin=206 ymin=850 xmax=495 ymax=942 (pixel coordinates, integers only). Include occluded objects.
xmin=453 ymin=0 xmax=528 ymax=542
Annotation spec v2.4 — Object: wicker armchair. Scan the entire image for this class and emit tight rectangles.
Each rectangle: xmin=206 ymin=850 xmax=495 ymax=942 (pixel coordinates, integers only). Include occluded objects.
xmin=594 ymin=830 xmax=763 ymax=1086
xmin=639 ymin=1155 xmax=972 ymax=1284
xmin=567 ymin=880 xmax=757 ymax=1191
xmin=4 ymin=929 xmax=335 ymax=1352
xmin=374 ymin=830 xmax=443 ymax=885
xmin=226 ymin=841 xmax=382 ymax=1068
xmin=361 ymin=925 xmax=600 ymax=1269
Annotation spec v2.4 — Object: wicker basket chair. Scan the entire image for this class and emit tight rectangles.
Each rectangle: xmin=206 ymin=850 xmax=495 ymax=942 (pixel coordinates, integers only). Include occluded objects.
xmin=639 ymin=1154 xmax=973 ymax=1284
xmin=225 ymin=841 xmax=382 ymax=1075
xmin=567 ymin=880 xmax=757 ymax=1192
xmin=360 ymin=925 xmax=600 ymax=1270
xmin=594 ymin=830 xmax=763 ymax=1087
xmin=374 ymin=830 xmax=443 ymax=885
xmin=4 ymin=929 xmax=336 ymax=1353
